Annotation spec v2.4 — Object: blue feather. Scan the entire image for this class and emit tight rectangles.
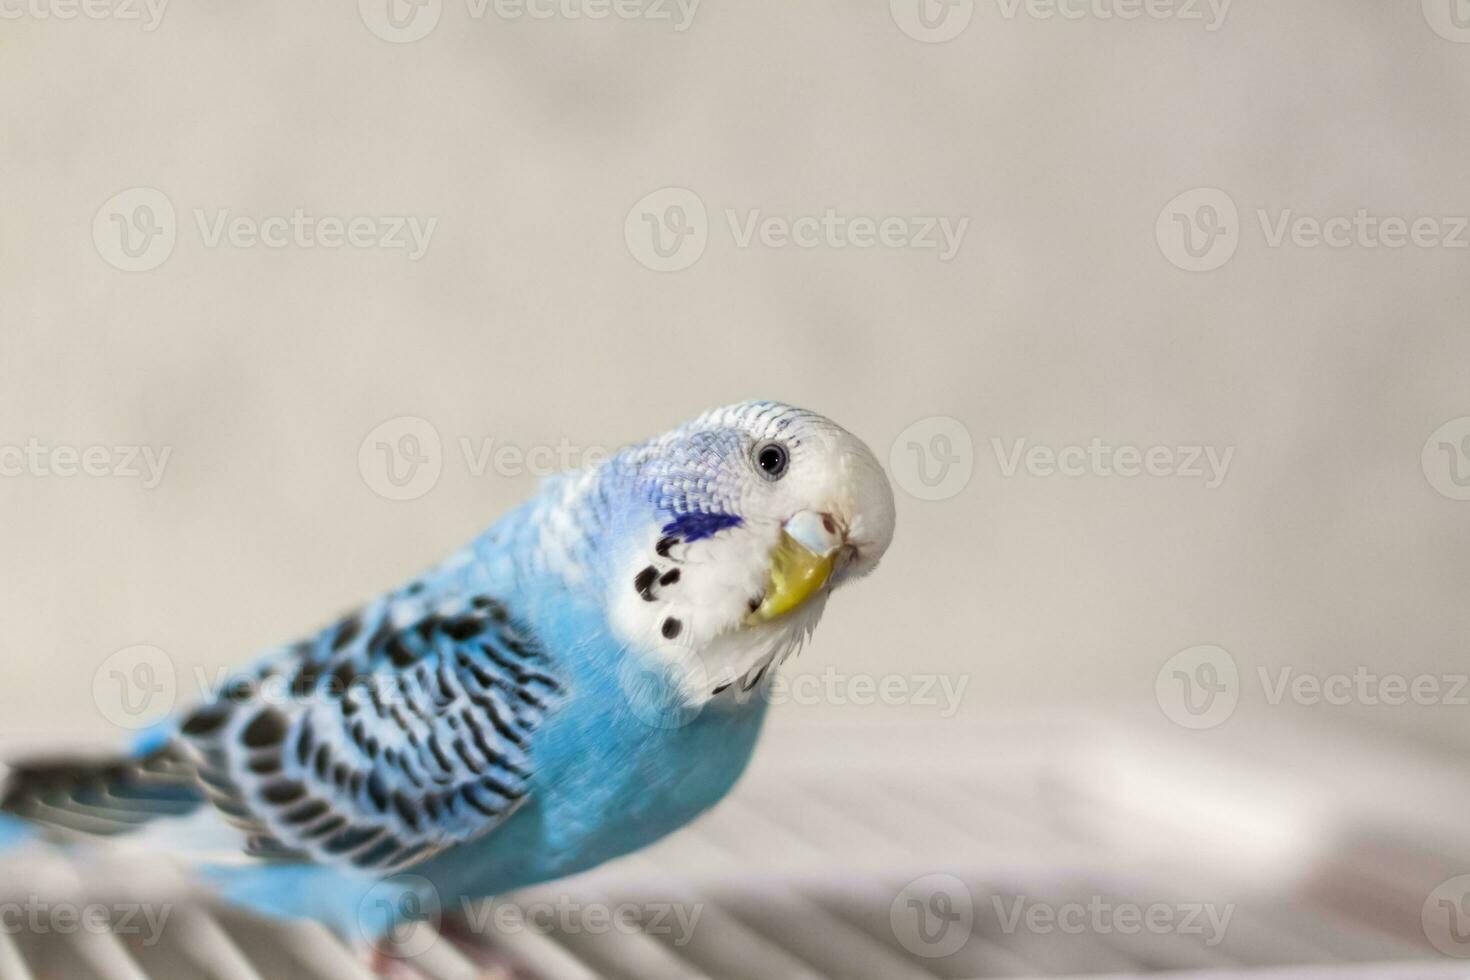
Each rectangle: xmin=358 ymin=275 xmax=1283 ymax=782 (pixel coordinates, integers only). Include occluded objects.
xmin=661 ymin=511 xmax=743 ymax=542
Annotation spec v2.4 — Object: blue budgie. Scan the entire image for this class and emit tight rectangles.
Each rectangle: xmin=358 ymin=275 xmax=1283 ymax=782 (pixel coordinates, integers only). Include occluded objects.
xmin=0 ymin=401 xmax=895 ymax=950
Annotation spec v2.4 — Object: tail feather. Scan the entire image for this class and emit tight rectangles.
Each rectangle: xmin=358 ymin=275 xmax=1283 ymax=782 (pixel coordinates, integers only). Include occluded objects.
xmin=0 ymin=743 xmax=204 ymax=841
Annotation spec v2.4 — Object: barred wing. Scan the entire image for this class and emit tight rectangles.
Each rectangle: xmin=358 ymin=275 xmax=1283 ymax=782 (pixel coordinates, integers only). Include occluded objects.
xmin=178 ymin=589 xmax=563 ymax=871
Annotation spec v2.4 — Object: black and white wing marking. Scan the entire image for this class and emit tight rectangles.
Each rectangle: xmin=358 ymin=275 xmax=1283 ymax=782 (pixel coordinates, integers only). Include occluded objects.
xmin=178 ymin=590 xmax=563 ymax=872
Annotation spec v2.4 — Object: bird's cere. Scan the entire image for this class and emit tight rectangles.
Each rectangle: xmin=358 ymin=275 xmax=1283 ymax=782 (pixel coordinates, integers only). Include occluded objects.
xmin=745 ymin=511 xmax=845 ymax=624
xmin=781 ymin=510 xmax=845 ymax=559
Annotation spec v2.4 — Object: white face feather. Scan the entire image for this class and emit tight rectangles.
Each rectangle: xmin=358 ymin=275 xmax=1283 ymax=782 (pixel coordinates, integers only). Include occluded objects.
xmin=600 ymin=402 xmax=896 ymax=707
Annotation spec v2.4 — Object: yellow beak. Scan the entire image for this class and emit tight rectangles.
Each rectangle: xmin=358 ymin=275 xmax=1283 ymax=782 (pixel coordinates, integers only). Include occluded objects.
xmin=746 ymin=511 xmax=844 ymax=624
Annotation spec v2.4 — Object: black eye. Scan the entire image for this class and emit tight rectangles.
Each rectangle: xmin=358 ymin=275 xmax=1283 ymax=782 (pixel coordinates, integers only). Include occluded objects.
xmin=755 ymin=442 xmax=789 ymax=480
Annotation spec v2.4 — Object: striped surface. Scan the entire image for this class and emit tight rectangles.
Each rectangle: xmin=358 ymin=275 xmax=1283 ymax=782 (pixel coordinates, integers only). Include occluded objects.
xmin=0 ymin=719 xmax=1462 ymax=979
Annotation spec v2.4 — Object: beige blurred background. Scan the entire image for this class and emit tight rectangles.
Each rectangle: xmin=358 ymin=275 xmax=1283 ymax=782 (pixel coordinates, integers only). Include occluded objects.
xmin=1 ymin=0 xmax=1469 ymax=765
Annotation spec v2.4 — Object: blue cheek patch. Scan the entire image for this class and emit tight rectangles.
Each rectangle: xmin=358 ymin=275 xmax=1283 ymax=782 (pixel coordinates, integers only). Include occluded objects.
xmin=662 ymin=511 xmax=743 ymax=543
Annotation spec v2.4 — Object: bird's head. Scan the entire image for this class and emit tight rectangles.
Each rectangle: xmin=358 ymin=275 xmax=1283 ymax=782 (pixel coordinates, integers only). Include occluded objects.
xmin=597 ymin=401 xmax=896 ymax=699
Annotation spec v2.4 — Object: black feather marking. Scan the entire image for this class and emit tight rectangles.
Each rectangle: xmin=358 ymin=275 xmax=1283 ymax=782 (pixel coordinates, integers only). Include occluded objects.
xmin=330 ymin=660 xmax=358 ymax=698
xmin=365 ymin=771 xmax=389 ymax=812
xmin=332 ymin=615 xmax=363 ymax=651
xmin=634 ymin=566 xmax=659 ymax=601
xmin=353 ymin=836 xmax=405 ymax=869
xmin=181 ymin=705 xmax=229 ymax=738
xmin=261 ymin=781 xmax=305 ymax=806
xmin=242 ymin=710 xmax=289 ymax=749
xmin=295 ymin=721 xmax=315 ymax=766
xmin=479 ymin=773 xmax=524 ymax=801
xmin=392 ymin=793 xmax=422 ymax=832
xmin=460 ymin=786 xmax=500 ymax=817
xmin=443 ymin=615 xmax=485 ymax=641
xmin=386 ymin=634 xmax=417 ymax=668
xmin=282 ymin=799 xmax=329 ymax=825
xmin=452 ymin=739 xmax=479 ymax=772
xmin=301 ymin=815 xmax=347 ymax=840
xmin=427 ymin=735 xmax=454 ymax=774
xmin=292 ymin=659 xmax=324 ymax=699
